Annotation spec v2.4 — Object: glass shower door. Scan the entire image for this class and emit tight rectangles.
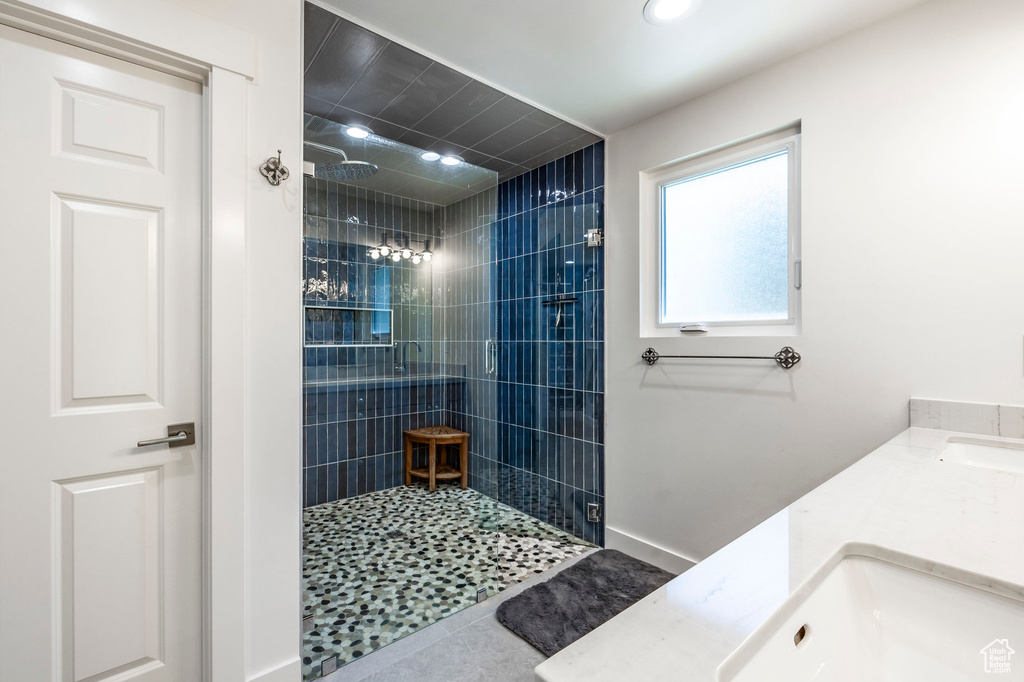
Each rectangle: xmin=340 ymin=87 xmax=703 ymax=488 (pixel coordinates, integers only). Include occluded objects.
xmin=470 ymin=156 xmax=605 ymax=603
xmin=454 ymin=167 xmax=599 ymax=608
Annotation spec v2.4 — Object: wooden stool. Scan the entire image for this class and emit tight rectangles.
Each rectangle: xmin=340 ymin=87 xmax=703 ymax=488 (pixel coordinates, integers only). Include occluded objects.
xmin=403 ymin=426 xmax=469 ymax=492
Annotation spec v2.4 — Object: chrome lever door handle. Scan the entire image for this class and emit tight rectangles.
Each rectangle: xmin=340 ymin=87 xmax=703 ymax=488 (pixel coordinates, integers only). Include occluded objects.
xmin=138 ymin=422 xmax=196 ymax=448
xmin=138 ymin=432 xmax=187 ymax=447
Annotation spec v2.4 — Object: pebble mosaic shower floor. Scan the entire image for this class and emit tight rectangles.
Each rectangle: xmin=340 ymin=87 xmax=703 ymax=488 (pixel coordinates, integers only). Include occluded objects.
xmin=302 ymin=483 xmax=592 ymax=681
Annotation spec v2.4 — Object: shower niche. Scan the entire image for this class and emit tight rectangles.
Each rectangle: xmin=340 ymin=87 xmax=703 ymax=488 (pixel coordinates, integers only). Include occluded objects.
xmin=303 ymin=306 xmax=391 ymax=347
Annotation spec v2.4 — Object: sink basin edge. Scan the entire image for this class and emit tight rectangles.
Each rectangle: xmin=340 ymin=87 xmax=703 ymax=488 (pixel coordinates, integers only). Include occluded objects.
xmin=715 ymin=542 xmax=1024 ymax=681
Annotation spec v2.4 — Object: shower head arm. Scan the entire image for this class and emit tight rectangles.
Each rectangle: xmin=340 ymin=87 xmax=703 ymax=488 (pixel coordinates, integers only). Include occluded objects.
xmin=303 ymin=140 xmax=348 ymax=162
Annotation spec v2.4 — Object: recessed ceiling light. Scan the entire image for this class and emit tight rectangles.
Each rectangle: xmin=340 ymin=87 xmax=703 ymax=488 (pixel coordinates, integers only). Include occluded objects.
xmin=643 ymin=0 xmax=697 ymax=24
xmin=440 ymin=155 xmax=462 ymax=166
xmin=421 ymin=151 xmax=441 ymax=161
xmin=346 ymin=125 xmax=372 ymax=139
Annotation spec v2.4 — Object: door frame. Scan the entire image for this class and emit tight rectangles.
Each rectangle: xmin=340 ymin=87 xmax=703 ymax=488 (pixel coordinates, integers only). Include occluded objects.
xmin=0 ymin=1 xmax=255 ymax=679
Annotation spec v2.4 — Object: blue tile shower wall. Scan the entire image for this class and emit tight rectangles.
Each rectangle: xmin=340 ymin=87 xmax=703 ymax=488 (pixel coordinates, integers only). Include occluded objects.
xmin=444 ymin=141 xmax=605 ymax=545
xmin=302 ymin=178 xmax=459 ymax=507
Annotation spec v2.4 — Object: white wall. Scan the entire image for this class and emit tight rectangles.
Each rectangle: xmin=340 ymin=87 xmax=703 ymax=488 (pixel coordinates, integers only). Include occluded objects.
xmin=171 ymin=1 xmax=303 ymax=680
xmin=605 ymin=0 xmax=1024 ymax=565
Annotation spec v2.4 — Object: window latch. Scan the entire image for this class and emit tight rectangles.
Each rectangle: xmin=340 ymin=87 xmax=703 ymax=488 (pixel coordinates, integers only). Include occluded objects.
xmin=679 ymin=325 xmax=707 ymax=334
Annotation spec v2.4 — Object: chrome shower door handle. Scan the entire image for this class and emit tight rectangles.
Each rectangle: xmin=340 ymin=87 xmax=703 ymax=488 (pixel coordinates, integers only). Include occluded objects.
xmin=484 ymin=339 xmax=498 ymax=376
xmin=137 ymin=422 xmax=196 ymax=448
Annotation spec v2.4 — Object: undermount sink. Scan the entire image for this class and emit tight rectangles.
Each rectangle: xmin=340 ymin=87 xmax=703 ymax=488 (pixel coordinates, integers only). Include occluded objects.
xmin=937 ymin=436 xmax=1024 ymax=475
xmin=717 ymin=544 xmax=1024 ymax=681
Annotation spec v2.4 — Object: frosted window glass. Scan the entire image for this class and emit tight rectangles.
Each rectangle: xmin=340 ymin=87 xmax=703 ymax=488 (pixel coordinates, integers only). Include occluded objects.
xmin=661 ymin=150 xmax=790 ymax=324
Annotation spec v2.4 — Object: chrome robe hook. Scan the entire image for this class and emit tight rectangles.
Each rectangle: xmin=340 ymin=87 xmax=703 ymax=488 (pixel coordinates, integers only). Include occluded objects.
xmin=260 ymin=149 xmax=290 ymax=186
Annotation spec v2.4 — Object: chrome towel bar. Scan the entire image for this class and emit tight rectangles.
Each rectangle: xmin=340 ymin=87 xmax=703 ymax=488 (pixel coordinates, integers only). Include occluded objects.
xmin=641 ymin=346 xmax=801 ymax=369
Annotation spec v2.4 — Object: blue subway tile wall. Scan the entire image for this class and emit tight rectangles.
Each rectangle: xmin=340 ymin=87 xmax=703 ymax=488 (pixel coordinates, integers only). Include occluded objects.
xmin=302 ymin=178 xmax=460 ymax=507
xmin=301 ymin=141 xmax=605 ymax=546
xmin=444 ymin=141 xmax=605 ymax=546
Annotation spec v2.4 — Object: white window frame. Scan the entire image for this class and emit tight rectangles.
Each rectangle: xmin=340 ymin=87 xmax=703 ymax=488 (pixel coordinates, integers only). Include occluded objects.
xmin=640 ymin=126 xmax=802 ymax=338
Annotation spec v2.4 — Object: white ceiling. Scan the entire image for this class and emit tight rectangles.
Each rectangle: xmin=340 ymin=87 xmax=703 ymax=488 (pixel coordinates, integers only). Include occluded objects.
xmin=318 ymin=0 xmax=933 ymax=135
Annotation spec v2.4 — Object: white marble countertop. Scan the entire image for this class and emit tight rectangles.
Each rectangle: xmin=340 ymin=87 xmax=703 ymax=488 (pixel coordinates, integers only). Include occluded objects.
xmin=535 ymin=426 xmax=1024 ymax=681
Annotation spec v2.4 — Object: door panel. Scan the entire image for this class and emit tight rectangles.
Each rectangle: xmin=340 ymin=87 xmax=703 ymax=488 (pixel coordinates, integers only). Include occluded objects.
xmin=59 ymin=196 xmax=162 ymax=408
xmin=56 ymin=469 xmax=163 ymax=681
xmin=0 ymin=23 xmax=202 ymax=682
xmin=57 ymin=82 xmax=165 ymax=171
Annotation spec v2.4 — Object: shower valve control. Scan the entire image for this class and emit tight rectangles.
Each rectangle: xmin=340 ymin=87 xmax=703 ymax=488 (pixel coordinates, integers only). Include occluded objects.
xmin=586 ymin=229 xmax=603 ymax=247
xmin=587 ymin=503 xmax=602 ymax=523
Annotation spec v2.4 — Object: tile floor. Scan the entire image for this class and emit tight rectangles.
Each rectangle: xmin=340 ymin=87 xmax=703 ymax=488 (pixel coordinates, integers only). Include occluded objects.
xmin=303 ymin=483 xmax=592 ymax=681
xmin=322 ymin=549 xmax=600 ymax=682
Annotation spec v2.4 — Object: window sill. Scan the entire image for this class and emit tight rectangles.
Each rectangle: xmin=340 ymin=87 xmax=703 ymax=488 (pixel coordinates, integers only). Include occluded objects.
xmin=642 ymin=323 xmax=801 ymax=338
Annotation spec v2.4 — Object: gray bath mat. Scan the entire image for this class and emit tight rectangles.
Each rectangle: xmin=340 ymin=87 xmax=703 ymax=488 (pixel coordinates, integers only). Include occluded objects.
xmin=495 ymin=549 xmax=675 ymax=657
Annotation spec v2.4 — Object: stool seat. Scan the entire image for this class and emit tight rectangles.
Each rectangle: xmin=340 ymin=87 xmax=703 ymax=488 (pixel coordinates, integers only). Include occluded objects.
xmin=403 ymin=426 xmax=469 ymax=492
xmin=405 ymin=425 xmax=468 ymax=441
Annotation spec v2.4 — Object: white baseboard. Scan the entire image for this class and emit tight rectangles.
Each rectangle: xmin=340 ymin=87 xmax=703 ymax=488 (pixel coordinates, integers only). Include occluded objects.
xmin=247 ymin=657 xmax=302 ymax=682
xmin=605 ymin=527 xmax=697 ymax=575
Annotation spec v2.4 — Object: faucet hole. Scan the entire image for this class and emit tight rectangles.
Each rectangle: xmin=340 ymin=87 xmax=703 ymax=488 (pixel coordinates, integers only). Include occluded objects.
xmin=794 ymin=624 xmax=810 ymax=647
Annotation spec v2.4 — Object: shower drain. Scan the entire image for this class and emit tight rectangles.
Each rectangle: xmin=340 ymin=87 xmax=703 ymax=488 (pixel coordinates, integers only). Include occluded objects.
xmin=385 ymin=529 xmax=405 ymax=539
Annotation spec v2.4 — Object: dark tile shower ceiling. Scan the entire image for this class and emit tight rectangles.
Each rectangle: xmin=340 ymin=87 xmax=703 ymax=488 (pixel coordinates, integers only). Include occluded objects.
xmin=304 ymin=3 xmax=602 ymax=182
xmin=304 ymin=114 xmax=497 ymax=205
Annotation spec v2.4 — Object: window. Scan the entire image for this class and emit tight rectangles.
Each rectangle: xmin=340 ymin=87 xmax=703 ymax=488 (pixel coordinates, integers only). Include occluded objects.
xmin=641 ymin=127 xmax=801 ymax=336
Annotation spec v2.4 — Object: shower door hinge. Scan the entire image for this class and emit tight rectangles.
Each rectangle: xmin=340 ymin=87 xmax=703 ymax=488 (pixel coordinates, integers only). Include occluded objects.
xmin=587 ymin=503 xmax=602 ymax=523
xmin=586 ymin=228 xmax=603 ymax=247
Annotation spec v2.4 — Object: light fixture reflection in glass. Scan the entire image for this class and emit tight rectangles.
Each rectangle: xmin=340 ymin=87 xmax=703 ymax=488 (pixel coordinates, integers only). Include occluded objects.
xmin=376 ymin=231 xmax=392 ymax=257
xmin=440 ymin=156 xmax=462 ymax=166
xmin=346 ymin=125 xmax=372 ymax=139
xmin=367 ymin=233 xmax=433 ymax=265
xmin=421 ymin=151 xmax=441 ymax=161
xmin=643 ymin=0 xmax=696 ymax=24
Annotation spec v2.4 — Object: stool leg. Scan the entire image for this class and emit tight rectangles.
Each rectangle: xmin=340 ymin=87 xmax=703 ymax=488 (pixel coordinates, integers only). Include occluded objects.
xmin=460 ymin=436 xmax=468 ymax=490
xmin=428 ymin=439 xmax=437 ymax=492
xmin=404 ymin=436 xmax=412 ymax=486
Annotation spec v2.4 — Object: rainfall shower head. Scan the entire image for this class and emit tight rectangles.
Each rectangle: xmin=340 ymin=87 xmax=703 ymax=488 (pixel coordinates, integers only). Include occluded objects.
xmin=303 ymin=140 xmax=379 ymax=181
xmin=318 ymin=160 xmax=378 ymax=182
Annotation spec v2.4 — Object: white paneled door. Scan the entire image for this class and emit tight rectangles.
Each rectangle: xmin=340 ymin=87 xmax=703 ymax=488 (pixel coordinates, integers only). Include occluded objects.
xmin=0 ymin=24 xmax=203 ymax=682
